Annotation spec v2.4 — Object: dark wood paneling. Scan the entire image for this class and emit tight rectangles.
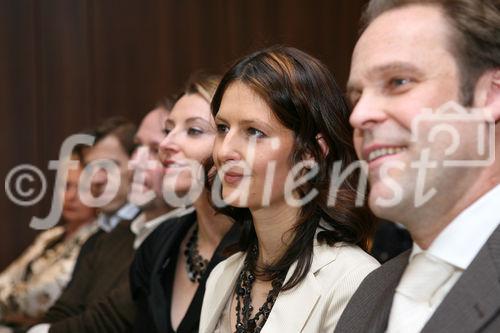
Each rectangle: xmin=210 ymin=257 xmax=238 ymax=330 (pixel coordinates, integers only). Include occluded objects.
xmin=1 ymin=0 xmax=41 ymax=267
xmin=0 ymin=0 xmax=368 ymax=269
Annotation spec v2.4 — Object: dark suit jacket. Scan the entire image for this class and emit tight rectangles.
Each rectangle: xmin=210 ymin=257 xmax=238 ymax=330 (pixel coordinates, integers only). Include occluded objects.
xmin=335 ymin=225 xmax=500 ymax=333
xmin=130 ymin=212 xmax=240 ymax=333
xmin=43 ymin=220 xmax=137 ymax=332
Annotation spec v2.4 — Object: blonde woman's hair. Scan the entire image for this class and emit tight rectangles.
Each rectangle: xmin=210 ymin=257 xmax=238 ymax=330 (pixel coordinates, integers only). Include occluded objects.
xmin=181 ymin=72 xmax=221 ymax=103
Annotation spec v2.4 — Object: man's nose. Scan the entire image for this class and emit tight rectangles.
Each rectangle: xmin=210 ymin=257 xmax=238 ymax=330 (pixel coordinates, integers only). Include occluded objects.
xmin=349 ymin=93 xmax=387 ymax=130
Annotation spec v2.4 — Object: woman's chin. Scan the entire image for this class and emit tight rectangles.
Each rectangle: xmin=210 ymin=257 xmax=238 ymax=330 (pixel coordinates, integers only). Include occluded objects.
xmin=221 ymin=190 xmax=265 ymax=209
xmin=220 ymin=192 xmax=245 ymax=208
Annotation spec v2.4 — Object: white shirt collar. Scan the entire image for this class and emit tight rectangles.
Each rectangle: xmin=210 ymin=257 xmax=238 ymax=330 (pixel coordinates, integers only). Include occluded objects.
xmin=97 ymin=203 xmax=141 ymax=232
xmin=116 ymin=203 xmax=141 ymax=220
xmin=130 ymin=206 xmax=195 ymax=249
xmin=410 ymin=185 xmax=500 ymax=269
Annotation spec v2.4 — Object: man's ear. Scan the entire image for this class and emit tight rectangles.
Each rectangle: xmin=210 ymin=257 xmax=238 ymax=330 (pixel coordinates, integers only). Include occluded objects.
xmin=316 ymin=134 xmax=329 ymax=158
xmin=475 ymin=68 xmax=500 ymax=123
xmin=490 ymin=69 xmax=500 ymax=123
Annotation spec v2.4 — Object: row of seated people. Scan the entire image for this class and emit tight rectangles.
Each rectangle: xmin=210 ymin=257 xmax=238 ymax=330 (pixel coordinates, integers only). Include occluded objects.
xmin=0 ymin=56 xmax=410 ymax=333
xmin=2 ymin=0 xmax=499 ymax=331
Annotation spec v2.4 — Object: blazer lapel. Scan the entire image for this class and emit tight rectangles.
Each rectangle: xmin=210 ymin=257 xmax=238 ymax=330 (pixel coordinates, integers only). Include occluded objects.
xmin=204 ymin=252 xmax=246 ymax=332
xmin=262 ymin=240 xmax=339 ymax=333
xmin=149 ymin=214 xmax=195 ymax=332
xmin=263 ymin=269 xmax=321 ymax=333
xmin=422 ymin=226 xmax=500 ymax=333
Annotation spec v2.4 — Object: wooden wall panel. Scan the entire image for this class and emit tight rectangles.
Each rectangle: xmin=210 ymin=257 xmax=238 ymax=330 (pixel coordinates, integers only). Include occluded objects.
xmin=1 ymin=0 xmax=41 ymax=268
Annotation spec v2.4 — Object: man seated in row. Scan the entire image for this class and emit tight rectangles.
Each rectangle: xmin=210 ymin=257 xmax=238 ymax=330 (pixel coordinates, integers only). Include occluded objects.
xmin=336 ymin=0 xmax=500 ymax=331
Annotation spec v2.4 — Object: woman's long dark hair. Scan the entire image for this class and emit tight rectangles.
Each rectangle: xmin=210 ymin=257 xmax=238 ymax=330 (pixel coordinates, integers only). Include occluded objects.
xmin=210 ymin=45 xmax=375 ymax=290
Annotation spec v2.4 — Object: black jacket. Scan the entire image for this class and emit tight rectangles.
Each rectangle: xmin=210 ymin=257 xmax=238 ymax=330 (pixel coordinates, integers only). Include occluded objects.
xmin=44 ymin=220 xmax=137 ymax=333
xmin=130 ymin=212 xmax=240 ymax=333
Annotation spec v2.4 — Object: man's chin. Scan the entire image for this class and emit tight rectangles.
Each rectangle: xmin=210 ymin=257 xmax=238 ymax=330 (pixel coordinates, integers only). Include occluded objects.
xmin=370 ymin=191 xmax=418 ymax=227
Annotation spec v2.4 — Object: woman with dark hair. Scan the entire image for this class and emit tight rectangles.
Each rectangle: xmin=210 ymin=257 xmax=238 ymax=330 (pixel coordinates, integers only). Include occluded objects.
xmin=200 ymin=46 xmax=379 ymax=332
xmin=130 ymin=73 xmax=240 ymax=333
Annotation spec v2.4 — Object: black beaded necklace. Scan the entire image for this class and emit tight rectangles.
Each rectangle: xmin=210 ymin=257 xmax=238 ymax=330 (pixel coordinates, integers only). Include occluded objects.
xmin=234 ymin=245 xmax=286 ymax=333
xmin=184 ymin=224 xmax=209 ymax=283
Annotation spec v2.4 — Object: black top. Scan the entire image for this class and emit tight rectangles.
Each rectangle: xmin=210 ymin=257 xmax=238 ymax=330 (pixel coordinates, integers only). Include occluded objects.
xmin=130 ymin=212 xmax=240 ymax=333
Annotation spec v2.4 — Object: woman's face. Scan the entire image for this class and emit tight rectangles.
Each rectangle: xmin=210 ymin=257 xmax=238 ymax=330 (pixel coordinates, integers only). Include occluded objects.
xmin=213 ymin=82 xmax=296 ymax=209
xmin=159 ymin=93 xmax=216 ymax=199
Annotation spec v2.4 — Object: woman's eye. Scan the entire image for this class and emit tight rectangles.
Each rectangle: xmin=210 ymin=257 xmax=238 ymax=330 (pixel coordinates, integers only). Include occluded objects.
xmin=187 ymin=127 xmax=204 ymax=136
xmin=247 ymin=127 xmax=266 ymax=138
xmin=216 ymin=124 xmax=229 ymax=135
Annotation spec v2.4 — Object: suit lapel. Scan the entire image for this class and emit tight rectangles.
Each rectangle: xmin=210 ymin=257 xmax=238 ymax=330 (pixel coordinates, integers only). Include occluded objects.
xmin=422 ymin=225 xmax=500 ymax=333
xmin=368 ymin=281 xmax=399 ymax=333
xmin=366 ymin=250 xmax=410 ymax=333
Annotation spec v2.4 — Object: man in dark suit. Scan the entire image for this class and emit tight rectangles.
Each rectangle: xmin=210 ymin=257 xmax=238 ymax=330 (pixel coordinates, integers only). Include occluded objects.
xmin=336 ymin=0 xmax=500 ymax=332
xmin=27 ymin=117 xmax=140 ymax=333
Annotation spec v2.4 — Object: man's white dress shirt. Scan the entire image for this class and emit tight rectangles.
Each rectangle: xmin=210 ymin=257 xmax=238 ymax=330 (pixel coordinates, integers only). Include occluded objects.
xmin=387 ymin=185 xmax=500 ymax=332
xmin=130 ymin=206 xmax=194 ymax=249
xmin=96 ymin=203 xmax=141 ymax=233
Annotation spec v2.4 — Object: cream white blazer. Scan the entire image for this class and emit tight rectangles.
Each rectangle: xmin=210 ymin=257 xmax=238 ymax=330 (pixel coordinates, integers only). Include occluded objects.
xmin=200 ymin=239 xmax=380 ymax=333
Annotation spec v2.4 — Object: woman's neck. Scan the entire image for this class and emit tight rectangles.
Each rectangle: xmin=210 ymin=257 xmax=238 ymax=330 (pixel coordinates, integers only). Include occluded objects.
xmin=193 ymin=191 xmax=233 ymax=248
xmin=251 ymin=200 xmax=300 ymax=266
